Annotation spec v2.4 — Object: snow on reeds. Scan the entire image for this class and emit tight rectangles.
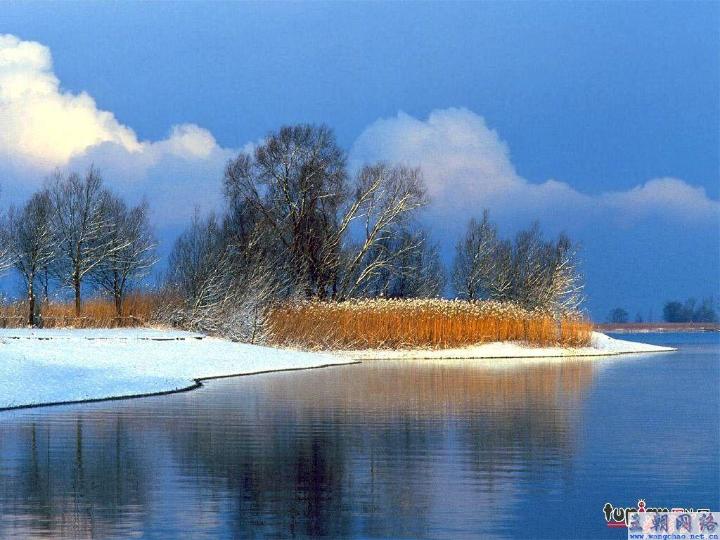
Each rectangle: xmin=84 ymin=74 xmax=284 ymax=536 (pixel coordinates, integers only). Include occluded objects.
xmin=267 ymin=299 xmax=592 ymax=350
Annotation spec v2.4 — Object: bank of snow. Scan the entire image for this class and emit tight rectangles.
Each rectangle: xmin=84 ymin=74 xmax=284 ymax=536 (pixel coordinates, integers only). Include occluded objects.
xmin=337 ymin=332 xmax=674 ymax=360
xmin=0 ymin=328 xmax=351 ymax=410
xmin=0 ymin=329 xmax=673 ymax=411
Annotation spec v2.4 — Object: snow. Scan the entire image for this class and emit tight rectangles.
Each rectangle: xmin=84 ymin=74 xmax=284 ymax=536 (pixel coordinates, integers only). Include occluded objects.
xmin=0 ymin=327 xmax=204 ymax=340
xmin=0 ymin=329 xmax=673 ymax=411
xmin=0 ymin=328 xmax=351 ymax=410
xmin=337 ymin=332 xmax=675 ymax=361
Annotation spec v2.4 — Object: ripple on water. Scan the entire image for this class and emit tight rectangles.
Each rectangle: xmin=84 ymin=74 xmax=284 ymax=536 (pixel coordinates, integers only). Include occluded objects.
xmin=0 ymin=333 xmax=717 ymax=539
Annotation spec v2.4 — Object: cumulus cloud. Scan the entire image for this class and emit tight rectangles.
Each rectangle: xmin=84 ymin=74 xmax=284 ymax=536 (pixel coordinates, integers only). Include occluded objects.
xmin=0 ymin=34 xmax=234 ymax=223
xmin=155 ymin=124 xmax=220 ymax=160
xmin=600 ymin=177 xmax=719 ymax=224
xmin=2 ymin=33 xmax=716 ymax=235
xmin=351 ymin=109 xmax=520 ymax=206
xmin=0 ymin=35 xmax=716 ymax=317
xmin=0 ymin=34 xmax=140 ymax=167
xmin=351 ymin=108 xmax=719 ymax=317
xmin=350 ymin=108 xmax=719 ymax=228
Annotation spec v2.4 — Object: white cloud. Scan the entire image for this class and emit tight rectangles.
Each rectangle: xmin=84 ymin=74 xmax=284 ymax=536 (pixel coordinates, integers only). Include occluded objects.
xmin=350 ymin=108 xmax=719 ymax=227
xmin=601 ymin=177 xmax=719 ymax=224
xmin=1 ymin=33 xmax=716 ymax=232
xmin=0 ymin=34 xmax=140 ymax=167
xmin=351 ymin=108 xmax=520 ymax=206
xmin=0 ymin=34 xmax=235 ymax=224
xmin=156 ymin=124 xmax=219 ymax=160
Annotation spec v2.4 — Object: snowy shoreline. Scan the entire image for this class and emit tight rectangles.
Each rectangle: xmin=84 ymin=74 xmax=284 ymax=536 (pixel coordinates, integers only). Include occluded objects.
xmin=337 ymin=332 xmax=674 ymax=360
xmin=0 ymin=329 xmax=673 ymax=411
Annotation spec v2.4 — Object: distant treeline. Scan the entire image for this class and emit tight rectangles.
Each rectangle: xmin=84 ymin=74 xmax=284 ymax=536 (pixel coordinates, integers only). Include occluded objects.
xmin=662 ymin=298 xmax=717 ymax=323
xmin=607 ymin=298 xmax=718 ymax=324
xmin=2 ymin=124 xmax=583 ymax=338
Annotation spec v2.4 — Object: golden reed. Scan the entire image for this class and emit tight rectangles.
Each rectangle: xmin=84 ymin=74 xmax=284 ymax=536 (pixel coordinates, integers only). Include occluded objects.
xmin=267 ymin=299 xmax=592 ymax=350
xmin=0 ymin=292 xmax=162 ymax=328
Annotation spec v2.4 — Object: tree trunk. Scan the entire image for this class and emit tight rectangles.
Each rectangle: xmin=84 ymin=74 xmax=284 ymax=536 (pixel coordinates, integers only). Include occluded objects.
xmin=43 ymin=268 xmax=49 ymax=303
xmin=28 ymin=285 xmax=35 ymax=327
xmin=74 ymin=276 xmax=81 ymax=317
xmin=114 ymin=293 xmax=122 ymax=318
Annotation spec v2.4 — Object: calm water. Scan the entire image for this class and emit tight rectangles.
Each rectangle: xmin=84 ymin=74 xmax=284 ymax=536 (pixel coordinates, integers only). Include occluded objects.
xmin=0 ymin=333 xmax=718 ymax=539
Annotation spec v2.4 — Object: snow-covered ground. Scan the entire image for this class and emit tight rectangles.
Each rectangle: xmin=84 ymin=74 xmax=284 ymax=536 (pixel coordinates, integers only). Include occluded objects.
xmin=0 ymin=329 xmax=673 ymax=411
xmin=337 ymin=332 xmax=674 ymax=360
xmin=0 ymin=328 xmax=350 ymax=410
xmin=0 ymin=327 xmax=205 ymax=340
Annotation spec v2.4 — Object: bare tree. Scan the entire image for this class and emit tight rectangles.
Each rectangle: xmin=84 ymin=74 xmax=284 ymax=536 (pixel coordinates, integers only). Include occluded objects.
xmin=509 ymin=223 xmax=583 ymax=313
xmin=223 ymin=126 xmax=429 ymax=300
xmin=415 ymin=237 xmax=446 ymax=298
xmin=453 ymin=213 xmax=583 ymax=313
xmin=37 ymin=261 xmax=52 ymax=304
xmin=8 ymin=190 xmax=55 ymax=326
xmin=509 ymin=222 xmax=547 ymax=308
xmin=91 ymin=196 xmax=157 ymax=316
xmin=334 ymin=164 xmax=429 ymax=299
xmin=224 ymin=124 xmax=348 ymax=297
xmin=0 ymin=201 xmax=17 ymax=315
xmin=164 ymin=213 xmax=286 ymax=341
xmin=0 ymin=216 xmax=14 ymax=277
xmin=542 ymin=233 xmax=584 ymax=313
xmin=360 ymin=228 xmax=444 ymax=298
xmin=47 ymin=167 xmax=119 ymax=316
xmin=452 ymin=210 xmax=499 ymax=300
xmin=487 ymin=238 xmax=513 ymax=301
xmin=358 ymin=232 xmax=415 ymax=298
xmin=174 ymin=130 xmax=428 ymax=339
xmin=166 ymin=213 xmax=225 ymax=308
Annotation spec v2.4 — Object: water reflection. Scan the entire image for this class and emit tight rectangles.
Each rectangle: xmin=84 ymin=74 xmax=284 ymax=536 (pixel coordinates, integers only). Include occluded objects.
xmin=12 ymin=339 xmax=718 ymax=540
xmin=0 ymin=359 xmax=597 ymax=538
xmin=1 ymin=416 xmax=149 ymax=538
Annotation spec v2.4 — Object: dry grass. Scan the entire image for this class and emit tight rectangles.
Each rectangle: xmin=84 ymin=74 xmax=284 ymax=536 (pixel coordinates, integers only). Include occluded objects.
xmin=267 ymin=299 xmax=593 ymax=350
xmin=0 ymin=292 xmax=163 ymax=328
xmin=0 ymin=294 xmax=594 ymax=348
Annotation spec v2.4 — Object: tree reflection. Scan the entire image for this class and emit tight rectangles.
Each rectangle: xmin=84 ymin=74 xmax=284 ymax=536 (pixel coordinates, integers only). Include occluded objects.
xmin=163 ymin=360 xmax=592 ymax=537
xmin=0 ymin=414 xmax=149 ymax=538
xmin=0 ymin=359 xmax=593 ymax=538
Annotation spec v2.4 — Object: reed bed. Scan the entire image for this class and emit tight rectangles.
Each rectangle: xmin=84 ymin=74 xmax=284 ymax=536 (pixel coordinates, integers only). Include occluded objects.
xmin=0 ymin=293 xmax=162 ymax=328
xmin=267 ymin=299 xmax=593 ymax=350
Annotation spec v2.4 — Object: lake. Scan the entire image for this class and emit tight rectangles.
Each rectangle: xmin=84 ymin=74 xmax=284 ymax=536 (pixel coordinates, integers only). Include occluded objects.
xmin=0 ymin=332 xmax=718 ymax=539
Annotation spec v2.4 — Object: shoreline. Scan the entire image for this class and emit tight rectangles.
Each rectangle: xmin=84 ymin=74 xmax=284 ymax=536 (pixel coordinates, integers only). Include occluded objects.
xmin=596 ymin=322 xmax=719 ymax=333
xmin=0 ymin=361 xmax=361 ymax=413
xmin=335 ymin=332 xmax=674 ymax=361
xmin=0 ymin=329 xmax=674 ymax=412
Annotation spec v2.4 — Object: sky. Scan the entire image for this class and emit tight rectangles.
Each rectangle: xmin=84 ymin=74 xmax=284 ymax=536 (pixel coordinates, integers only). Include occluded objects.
xmin=0 ymin=1 xmax=718 ymax=319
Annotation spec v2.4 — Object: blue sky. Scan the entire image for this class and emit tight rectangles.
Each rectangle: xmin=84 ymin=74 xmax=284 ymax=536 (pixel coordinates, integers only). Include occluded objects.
xmin=0 ymin=1 xmax=718 ymax=319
